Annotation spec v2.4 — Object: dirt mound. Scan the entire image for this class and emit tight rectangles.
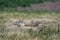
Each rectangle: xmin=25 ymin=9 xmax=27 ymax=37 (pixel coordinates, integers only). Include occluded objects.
xmin=5 ymin=18 xmax=59 ymax=29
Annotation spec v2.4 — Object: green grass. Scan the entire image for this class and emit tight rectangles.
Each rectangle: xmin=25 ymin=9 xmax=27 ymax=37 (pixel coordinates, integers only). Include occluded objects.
xmin=1 ymin=26 xmax=60 ymax=40
xmin=0 ymin=10 xmax=60 ymax=40
xmin=0 ymin=0 xmax=60 ymax=7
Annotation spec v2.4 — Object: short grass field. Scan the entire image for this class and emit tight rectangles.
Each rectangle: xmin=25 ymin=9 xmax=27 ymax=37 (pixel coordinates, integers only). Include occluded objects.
xmin=0 ymin=0 xmax=60 ymax=7
xmin=0 ymin=10 xmax=60 ymax=40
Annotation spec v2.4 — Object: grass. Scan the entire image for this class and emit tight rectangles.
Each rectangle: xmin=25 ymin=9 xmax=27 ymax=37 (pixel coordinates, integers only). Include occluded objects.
xmin=0 ymin=10 xmax=60 ymax=40
xmin=0 ymin=0 xmax=60 ymax=7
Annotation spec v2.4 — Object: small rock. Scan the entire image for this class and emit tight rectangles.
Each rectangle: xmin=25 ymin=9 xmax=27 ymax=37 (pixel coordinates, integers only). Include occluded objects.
xmin=12 ymin=20 xmax=23 ymax=25
xmin=31 ymin=19 xmax=41 ymax=27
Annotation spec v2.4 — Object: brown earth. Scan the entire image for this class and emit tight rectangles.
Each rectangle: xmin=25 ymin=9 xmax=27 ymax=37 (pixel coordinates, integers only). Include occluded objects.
xmin=16 ymin=2 xmax=60 ymax=12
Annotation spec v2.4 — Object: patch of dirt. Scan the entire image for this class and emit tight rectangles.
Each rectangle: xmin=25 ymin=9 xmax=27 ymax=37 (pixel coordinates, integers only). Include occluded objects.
xmin=5 ymin=18 xmax=59 ymax=29
xmin=16 ymin=2 xmax=60 ymax=12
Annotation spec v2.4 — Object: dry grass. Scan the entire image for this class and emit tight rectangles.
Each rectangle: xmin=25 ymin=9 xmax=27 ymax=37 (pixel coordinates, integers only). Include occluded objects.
xmin=0 ymin=11 xmax=60 ymax=40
